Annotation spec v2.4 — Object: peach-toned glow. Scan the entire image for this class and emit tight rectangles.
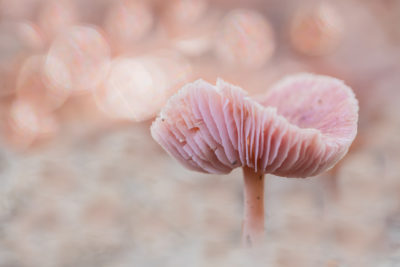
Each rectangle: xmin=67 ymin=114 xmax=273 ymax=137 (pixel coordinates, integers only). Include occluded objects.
xmin=44 ymin=26 xmax=111 ymax=95
xmin=162 ymin=0 xmax=208 ymax=36
xmin=38 ymin=0 xmax=78 ymax=40
xmin=174 ymin=35 xmax=212 ymax=56
xmin=215 ymin=9 xmax=275 ymax=69
xmin=95 ymin=51 xmax=192 ymax=121
xmin=0 ymin=22 xmax=42 ymax=97
xmin=171 ymin=10 xmax=219 ymax=57
xmin=151 ymin=50 xmax=192 ymax=96
xmin=8 ymin=99 xmax=58 ymax=146
xmin=16 ymin=22 xmax=45 ymax=51
xmin=96 ymin=57 xmax=166 ymax=121
xmin=10 ymin=100 xmax=40 ymax=135
xmin=16 ymin=55 xmax=68 ymax=112
xmin=166 ymin=0 xmax=208 ymax=24
xmin=109 ymin=57 xmax=163 ymax=121
xmin=290 ymin=3 xmax=343 ymax=56
xmin=0 ymin=0 xmax=40 ymax=19
xmin=104 ymin=0 xmax=153 ymax=51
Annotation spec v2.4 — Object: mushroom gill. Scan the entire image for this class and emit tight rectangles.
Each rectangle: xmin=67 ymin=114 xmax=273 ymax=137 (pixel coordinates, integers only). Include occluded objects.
xmin=151 ymin=73 xmax=358 ymax=178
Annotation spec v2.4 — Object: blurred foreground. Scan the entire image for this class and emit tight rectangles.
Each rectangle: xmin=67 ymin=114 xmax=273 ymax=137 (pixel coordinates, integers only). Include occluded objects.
xmin=0 ymin=0 xmax=400 ymax=266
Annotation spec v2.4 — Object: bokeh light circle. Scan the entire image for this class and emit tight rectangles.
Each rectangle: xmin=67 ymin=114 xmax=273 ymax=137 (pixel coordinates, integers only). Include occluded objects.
xmin=290 ymin=3 xmax=344 ymax=56
xmin=104 ymin=0 xmax=154 ymax=51
xmin=215 ymin=9 xmax=275 ymax=69
xmin=44 ymin=25 xmax=111 ymax=95
xmin=94 ymin=50 xmax=191 ymax=122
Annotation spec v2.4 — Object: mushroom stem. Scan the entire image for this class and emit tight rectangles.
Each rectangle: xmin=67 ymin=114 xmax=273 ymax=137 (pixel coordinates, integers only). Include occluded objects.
xmin=242 ymin=166 xmax=265 ymax=247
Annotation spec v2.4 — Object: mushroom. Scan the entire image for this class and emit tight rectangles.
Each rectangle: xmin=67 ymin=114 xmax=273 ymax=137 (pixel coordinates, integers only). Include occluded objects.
xmin=150 ymin=73 xmax=358 ymax=247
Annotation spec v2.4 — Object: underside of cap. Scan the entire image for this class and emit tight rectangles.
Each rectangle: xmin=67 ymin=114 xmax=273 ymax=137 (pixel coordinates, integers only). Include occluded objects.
xmin=151 ymin=73 xmax=358 ymax=178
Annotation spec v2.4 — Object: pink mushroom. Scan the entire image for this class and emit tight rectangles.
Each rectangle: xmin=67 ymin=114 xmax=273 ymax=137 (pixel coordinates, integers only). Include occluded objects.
xmin=151 ymin=73 xmax=358 ymax=246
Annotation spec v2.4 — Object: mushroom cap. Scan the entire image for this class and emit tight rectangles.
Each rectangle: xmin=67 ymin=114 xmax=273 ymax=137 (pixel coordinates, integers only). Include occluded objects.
xmin=151 ymin=73 xmax=358 ymax=177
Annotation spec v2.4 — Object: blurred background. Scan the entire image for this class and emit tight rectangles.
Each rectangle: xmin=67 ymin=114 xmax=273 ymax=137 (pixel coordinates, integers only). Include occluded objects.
xmin=0 ymin=0 xmax=399 ymax=266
